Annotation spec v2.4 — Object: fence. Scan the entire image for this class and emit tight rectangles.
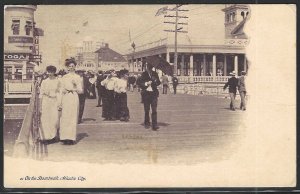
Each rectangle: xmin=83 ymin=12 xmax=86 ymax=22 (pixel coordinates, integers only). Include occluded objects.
xmin=13 ymin=79 xmax=44 ymax=159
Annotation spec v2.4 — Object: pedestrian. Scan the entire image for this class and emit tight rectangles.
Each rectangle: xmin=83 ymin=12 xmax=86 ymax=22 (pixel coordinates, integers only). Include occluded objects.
xmin=139 ymin=62 xmax=161 ymax=130
xmin=88 ymin=73 xmax=97 ymax=99
xmin=101 ymin=70 xmax=118 ymax=120
xmin=136 ymin=74 xmax=144 ymax=103
xmin=128 ymin=74 xmax=136 ymax=92
xmin=223 ymin=71 xmax=238 ymax=111
xmin=114 ymin=70 xmax=130 ymax=122
xmin=238 ymin=71 xmax=247 ymax=111
xmin=76 ymin=70 xmax=89 ymax=124
xmin=39 ymin=65 xmax=60 ymax=144
xmin=172 ymin=76 xmax=179 ymax=94
xmin=96 ymin=70 xmax=105 ymax=107
xmin=59 ymin=59 xmax=83 ymax=145
xmin=161 ymin=74 xmax=169 ymax=94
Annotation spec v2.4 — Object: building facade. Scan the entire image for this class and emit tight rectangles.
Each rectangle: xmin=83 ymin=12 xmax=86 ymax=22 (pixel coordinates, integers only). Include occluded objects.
xmin=4 ymin=5 xmax=43 ymax=99
xmin=75 ymin=42 xmax=128 ymax=72
xmin=126 ymin=4 xmax=249 ymax=84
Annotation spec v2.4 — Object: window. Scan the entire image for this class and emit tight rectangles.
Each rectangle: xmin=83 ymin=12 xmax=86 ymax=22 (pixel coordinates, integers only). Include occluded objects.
xmin=11 ymin=20 xmax=20 ymax=35
xmin=25 ymin=21 xmax=33 ymax=35
xmin=241 ymin=11 xmax=245 ymax=19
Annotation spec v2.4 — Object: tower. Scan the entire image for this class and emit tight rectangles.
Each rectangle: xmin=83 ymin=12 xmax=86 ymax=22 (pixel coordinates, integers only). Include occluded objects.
xmin=222 ymin=4 xmax=249 ymax=39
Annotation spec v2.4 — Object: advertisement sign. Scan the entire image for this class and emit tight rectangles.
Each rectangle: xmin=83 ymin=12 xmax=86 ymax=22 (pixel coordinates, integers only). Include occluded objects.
xmin=8 ymin=36 xmax=33 ymax=43
xmin=29 ymin=54 xmax=42 ymax=62
xmin=4 ymin=53 xmax=29 ymax=61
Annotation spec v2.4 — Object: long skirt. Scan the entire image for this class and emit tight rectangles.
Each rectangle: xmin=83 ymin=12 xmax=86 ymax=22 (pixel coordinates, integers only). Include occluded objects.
xmin=115 ymin=92 xmax=130 ymax=120
xmin=40 ymin=96 xmax=59 ymax=140
xmin=60 ymin=92 xmax=79 ymax=141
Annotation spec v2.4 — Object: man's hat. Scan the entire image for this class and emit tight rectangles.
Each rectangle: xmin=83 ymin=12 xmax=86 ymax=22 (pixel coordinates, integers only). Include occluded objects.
xmin=229 ymin=71 xmax=236 ymax=76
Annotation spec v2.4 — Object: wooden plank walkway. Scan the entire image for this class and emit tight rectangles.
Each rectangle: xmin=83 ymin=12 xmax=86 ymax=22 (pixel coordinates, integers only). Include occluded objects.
xmin=40 ymin=91 xmax=246 ymax=164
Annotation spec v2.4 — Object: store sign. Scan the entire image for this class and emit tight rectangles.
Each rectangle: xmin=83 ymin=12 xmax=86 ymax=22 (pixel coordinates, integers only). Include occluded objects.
xmin=29 ymin=54 xmax=42 ymax=62
xmin=8 ymin=36 xmax=33 ymax=43
xmin=4 ymin=53 xmax=29 ymax=61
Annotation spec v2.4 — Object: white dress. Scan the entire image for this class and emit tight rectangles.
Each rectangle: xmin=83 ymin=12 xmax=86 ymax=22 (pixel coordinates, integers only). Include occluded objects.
xmin=40 ymin=78 xmax=60 ymax=140
xmin=59 ymin=73 xmax=83 ymax=141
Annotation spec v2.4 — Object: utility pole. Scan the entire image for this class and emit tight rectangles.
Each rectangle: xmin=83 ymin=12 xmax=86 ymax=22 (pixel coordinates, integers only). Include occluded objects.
xmin=164 ymin=4 xmax=188 ymax=76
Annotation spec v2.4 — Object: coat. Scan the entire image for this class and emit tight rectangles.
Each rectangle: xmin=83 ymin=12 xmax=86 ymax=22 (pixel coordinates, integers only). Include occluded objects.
xmin=139 ymin=70 xmax=161 ymax=97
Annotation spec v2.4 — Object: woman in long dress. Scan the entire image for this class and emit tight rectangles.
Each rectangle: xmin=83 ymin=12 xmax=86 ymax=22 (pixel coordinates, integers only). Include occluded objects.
xmin=59 ymin=59 xmax=83 ymax=145
xmin=40 ymin=65 xmax=60 ymax=143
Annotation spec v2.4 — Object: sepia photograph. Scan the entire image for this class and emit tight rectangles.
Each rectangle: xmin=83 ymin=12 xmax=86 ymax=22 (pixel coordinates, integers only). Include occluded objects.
xmin=3 ymin=3 xmax=296 ymax=189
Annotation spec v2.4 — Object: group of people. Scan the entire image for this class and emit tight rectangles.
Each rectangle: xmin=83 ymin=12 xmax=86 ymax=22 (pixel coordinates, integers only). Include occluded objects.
xmin=223 ymin=70 xmax=247 ymax=111
xmin=38 ymin=57 xmax=246 ymax=146
xmin=39 ymin=59 xmax=83 ymax=145
xmin=39 ymin=59 xmax=161 ymax=146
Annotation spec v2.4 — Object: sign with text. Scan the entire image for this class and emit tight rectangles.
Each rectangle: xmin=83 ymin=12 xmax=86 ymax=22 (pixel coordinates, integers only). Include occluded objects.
xmin=29 ymin=55 xmax=42 ymax=62
xmin=8 ymin=36 xmax=33 ymax=43
xmin=4 ymin=53 xmax=29 ymax=61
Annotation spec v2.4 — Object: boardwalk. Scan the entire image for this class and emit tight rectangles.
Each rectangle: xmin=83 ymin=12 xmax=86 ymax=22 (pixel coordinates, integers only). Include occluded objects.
xmin=40 ymin=91 xmax=245 ymax=164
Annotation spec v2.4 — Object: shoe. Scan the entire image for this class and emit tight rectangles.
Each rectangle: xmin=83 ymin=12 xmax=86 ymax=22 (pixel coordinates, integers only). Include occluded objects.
xmin=77 ymin=120 xmax=82 ymax=124
xmin=152 ymin=126 xmax=159 ymax=131
xmin=144 ymin=123 xmax=151 ymax=129
xmin=103 ymin=118 xmax=110 ymax=121
xmin=232 ymin=108 xmax=236 ymax=111
xmin=96 ymin=105 xmax=100 ymax=107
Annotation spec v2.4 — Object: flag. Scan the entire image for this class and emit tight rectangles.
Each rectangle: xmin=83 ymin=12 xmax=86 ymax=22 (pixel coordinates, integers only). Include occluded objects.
xmin=155 ymin=6 xmax=168 ymax=16
xmin=83 ymin=21 xmax=88 ymax=26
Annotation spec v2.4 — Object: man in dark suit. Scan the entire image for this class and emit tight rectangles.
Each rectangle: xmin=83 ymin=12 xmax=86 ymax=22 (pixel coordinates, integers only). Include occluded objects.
xmin=139 ymin=63 xmax=161 ymax=130
xmin=223 ymin=71 xmax=238 ymax=111
xmin=96 ymin=71 xmax=105 ymax=107
xmin=77 ymin=70 xmax=89 ymax=123
xmin=172 ymin=76 xmax=179 ymax=94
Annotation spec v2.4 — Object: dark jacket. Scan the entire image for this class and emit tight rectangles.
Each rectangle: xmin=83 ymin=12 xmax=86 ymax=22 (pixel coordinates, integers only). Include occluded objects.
xmin=96 ymin=74 xmax=105 ymax=89
xmin=224 ymin=77 xmax=238 ymax=93
xmin=81 ymin=76 xmax=90 ymax=96
xmin=139 ymin=70 xmax=161 ymax=97
xmin=172 ymin=77 xmax=179 ymax=86
xmin=238 ymin=76 xmax=246 ymax=92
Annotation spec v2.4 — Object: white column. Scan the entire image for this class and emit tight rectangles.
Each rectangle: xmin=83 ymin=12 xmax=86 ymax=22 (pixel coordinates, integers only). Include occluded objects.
xmin=22 ymin=61 xmax=27 ymax=80
xmin=234 ymin=55 xmax=238 ymax=76
xmin=12 ymin=65 xmax=15 ymax=79
xmin=203 ymin=54 xmax=206 ymax=76
xmin=181 ymin=54 xmax=184 ymax=76
xmin=166 ymin=52 xmax=170 ymax=63
xmin=190 ymin=54 xmax=194 ymax=76
xmin=212 ymin=54 xmax=216 ymax=77
xmin=224 ymin=55 xmax=227 ymax=76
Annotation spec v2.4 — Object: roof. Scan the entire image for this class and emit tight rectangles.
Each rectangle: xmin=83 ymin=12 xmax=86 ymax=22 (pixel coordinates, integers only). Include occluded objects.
xmin=95 ymin=46 xmax=126 ymax=62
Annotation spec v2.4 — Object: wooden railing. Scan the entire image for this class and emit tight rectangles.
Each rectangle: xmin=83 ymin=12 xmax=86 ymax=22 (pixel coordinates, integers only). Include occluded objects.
xmin=177 ymin=76 xmax=231 ymax=83
xmin=13 ymin=79 xmax=43 ymax=159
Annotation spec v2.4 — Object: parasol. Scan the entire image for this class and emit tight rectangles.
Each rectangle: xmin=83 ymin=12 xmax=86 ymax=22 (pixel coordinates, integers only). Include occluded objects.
xmin=144 ymin=56 xmax=173 ymax=76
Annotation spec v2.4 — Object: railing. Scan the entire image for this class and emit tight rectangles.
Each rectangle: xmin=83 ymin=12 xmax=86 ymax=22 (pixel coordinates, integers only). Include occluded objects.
xmin=13 ymin=79 xmax=42 ymax=159
xmin=127 ymin=38 xmax=168 ymax=53
xmin=177 ymin=76 xmax=231 ymax=83
xmin=4 ymin=77 xmax=33 ymax=95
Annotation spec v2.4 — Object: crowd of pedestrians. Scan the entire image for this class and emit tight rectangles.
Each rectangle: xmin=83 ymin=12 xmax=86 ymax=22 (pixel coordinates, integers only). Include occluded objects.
xmin=38 ymin=57 xmax=247 ymax=146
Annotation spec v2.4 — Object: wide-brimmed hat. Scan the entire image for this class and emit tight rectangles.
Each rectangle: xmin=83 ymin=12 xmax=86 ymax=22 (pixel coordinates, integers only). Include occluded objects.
xmin=229 ymin=71 xmax=236 ymax=76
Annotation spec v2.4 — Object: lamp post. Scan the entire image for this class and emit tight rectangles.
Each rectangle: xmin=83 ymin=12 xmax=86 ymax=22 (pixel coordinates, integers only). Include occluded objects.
xmin=131 ymin=42 xmax=136 ymax=73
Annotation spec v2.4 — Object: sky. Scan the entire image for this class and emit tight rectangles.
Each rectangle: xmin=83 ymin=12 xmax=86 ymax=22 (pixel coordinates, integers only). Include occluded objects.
xmin=34 ymin=4 xmax=225 ymax=68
